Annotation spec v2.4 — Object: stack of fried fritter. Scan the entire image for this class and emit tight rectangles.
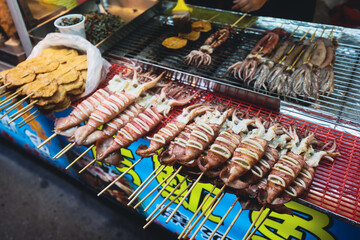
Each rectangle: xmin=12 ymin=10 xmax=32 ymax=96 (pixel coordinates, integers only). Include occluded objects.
xmin=0 ymin=47 xmax=87 ymax=112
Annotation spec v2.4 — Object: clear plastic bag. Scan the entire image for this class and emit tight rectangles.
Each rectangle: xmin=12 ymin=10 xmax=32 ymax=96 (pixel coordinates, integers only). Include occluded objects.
xmin=28 ymin=33 xmax=111 ymax=99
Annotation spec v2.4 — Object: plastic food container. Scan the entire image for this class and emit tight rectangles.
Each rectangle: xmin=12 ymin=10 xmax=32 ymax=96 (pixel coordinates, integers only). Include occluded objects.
xmin=54 ymin=13 xmax=86 ymax=38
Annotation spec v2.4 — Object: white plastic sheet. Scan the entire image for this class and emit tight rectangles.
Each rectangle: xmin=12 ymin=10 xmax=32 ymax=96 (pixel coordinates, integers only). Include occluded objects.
xmin=28 ymin=33 xmax=111 ymax=98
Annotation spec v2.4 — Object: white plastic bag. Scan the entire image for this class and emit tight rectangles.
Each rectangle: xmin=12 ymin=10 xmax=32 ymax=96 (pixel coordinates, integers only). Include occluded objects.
xmin=28 ymin=33 xmax=111 ymax=98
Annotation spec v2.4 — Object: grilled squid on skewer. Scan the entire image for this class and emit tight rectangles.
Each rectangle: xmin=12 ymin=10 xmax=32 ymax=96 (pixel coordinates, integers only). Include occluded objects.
xmin=96 ymin=85 xmax=200 ymax=163
xmin=227 ymin=28 xmax=287 ymax=84
xmin=178 ymin=108 xmax=234 ymax=166
xmin=159 ymin=125 xmax=194 ymax=166
xmin=136 ymin=103 xmax=214 ymax=158
xmin=54 ymin=88 xmax=110 ymax=132
xmin=103 ymin=103 xmax=145 ymax=137
xmin=185 ymin=28 xmax=232 ymax=67
xmin=97 ymin=106 xmax=164 ymax=162
xmin=72 ymin=72 xmax=165 ymax=145
xmin=197 ymin=111 xmax=256 ymax=177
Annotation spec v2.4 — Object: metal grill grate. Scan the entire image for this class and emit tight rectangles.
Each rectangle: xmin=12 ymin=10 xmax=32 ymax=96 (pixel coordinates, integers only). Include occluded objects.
xmin=103 ymin=63 xmax=360 ymax=224
xmin=107 ymin=16 xmax=360 ymax=132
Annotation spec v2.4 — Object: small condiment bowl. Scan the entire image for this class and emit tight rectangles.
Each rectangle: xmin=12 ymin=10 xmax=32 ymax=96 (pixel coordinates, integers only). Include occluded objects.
xmin=54 ymin=13 xmax=86 ymax=38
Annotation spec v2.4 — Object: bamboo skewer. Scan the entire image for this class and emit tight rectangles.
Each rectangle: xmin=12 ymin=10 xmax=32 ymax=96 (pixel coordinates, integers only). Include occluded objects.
xmin=0 ymin=82 xmax=10 ymax=92
xmin=0 ymin=101 xmax=14 ymax=112
xmin=18 ymin=113 xmax=40 ymax=128
xmin=178 ymin=185 xmax=217 ymax=239
xmin=220 ymin=205 xmax=244 ymax=240
xmin=53 ymin=142 xmax=76 ymax=159
xmin=9 ymin=101 xmax=37 ymax=119
xmin=134 ymin=166 xmax=183 ymax=210
xmin=3 ymin=93 xmax=34 ymax=118
xmin=242 ymin=204 xmax=267 ymax=240
xmin=0 ymin=91 xmax=10 ymax=99
xmin=17 ymin=110 xmax=38 ymax=125
xmin=0 ymin=89 xmax=20 ymax=106
xmin=129 ymin=164 xmax=163 ymax=200
xmin=146 ymin=176 xmax=188 ymax=221
xmin=182 ymin=185 xmax=226 ymax=239
xmin=207 ymin=197 xmax=239 ymax=240
xmin=189 ymin=192 xmax=226 ymax=240
xmin=127 ymin=165 xmax=166 ymax=206
xmin=65 ymin=144 xmax=94 ymax=170
xmin=143 ymin=179 xmax=193 ymax=229
xmin=97 ymin=157 xmax=144 ymax=196
xmin=245 ymin=210 xmax=271 ymax=240
xmin=206 ymin=13 xmax=220 ymax=22
xmin=144 ymin=166 xmax=184 ymax=212
xmin=37 ymin=132 xmax=57 ymax=149
xmin=165 ymin=172 xmax=204 ymax=223
xmin=78 ymin=158 xmax=97 ymax=173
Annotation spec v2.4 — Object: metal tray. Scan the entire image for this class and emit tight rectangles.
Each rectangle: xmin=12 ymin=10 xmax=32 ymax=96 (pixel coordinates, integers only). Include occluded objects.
xmin=28 ymin=0 xmax=161 ymax=53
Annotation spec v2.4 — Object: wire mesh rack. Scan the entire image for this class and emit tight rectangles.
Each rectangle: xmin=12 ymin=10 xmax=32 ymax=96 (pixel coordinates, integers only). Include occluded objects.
xmin=106 ymin=14 xmax=360 ymax=133
xmin=100 ymin=63 xmax=360 ymax=225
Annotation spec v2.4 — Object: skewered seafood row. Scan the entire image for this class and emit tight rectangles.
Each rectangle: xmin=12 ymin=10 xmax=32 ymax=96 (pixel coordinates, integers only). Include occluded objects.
xmin=72 ymin=71 xmax=165 ymax=145
xmin=159 ymin=107 xmax=233 ymax=167
xmin=94 ymin=84 xmax=200 ymax=164
xmin=227 ymin=26 xmax=337 ymax=99
xmin=227 ymin=28 xmax=288 ymax=83
xmin=136 ymin=102 xmax=215 ymax=158
xmin=290 ymin=36 xmax=337 ymax=98
xmin=0 ymin=47 xmax=88 ymax=113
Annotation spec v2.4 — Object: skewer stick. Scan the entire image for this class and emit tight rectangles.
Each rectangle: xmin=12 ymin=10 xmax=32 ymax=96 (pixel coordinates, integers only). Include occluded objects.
xmin=328 ymin=26 xmax=335 ymax=40
xmin=206 ymin=13 xmax=220 ymax=22
xmin=189 ymin=192 xmax=226 ymax=240
xmin=133 ymin=167 xmax=181 ymax=210
xmin=0 ymin=101 xmax=14 ymax=112
xmin=78 ymin=158 xmax=97 ymax=173
xmin=144 ymin=166 xmax=184 ymax=212
xmin=17 ymin=110 xmax=38 ymax=125
xmin=18 ymin=113 xmax=40 ymax=128
xmin=4 ymin=93 xmax=34 ymax=116
xmin=241 ymin=204 xmax=267 ymax=240
xmin=127 ymin=165 xmax=166 ymax=206
xmin=278 ymin=28 xmax=311 ymax=64
xmin=0 ymin=82 xmax=10 ymax=92
xmin=165 ymin=172 xmax=204 ymax=223
xmin=207 ymin=197 xmax=239 ymax=240
xmin=146 ymin=176 xmax=188 ymax=221
xmin=0 ymin=91 xmax=10 ymax=99
xmin=289 ymin=26 xmax=300 ymax=38
xmin=37 ymin=132 xmax=57 ymax=149
xmin=65 ymin=144 xmax=95 ymax=170
xmin=9 ymin=101 xmax=37 ymax=119
xmin=53 ymin=142 xmax=76 ymax=159
xmin=129 ymin=164 xmax=163 ymax=200
xmin=97 ymin=157 xmax=144 ymax=196
xmin=220 ymin=206 xmax=244 ymax=240
xmin=0 ymin=89 xmax=20 ymax=106
xmin=245 ymin=210 xmax=271 ymax=240
xmin=143 ymin=179 xmax=192 ymax=229
xmin=178 ymin=185 xmax=217 ymax=239
xmin=231 ymin=13 xmax=248 ymax=28
xmin=182 ymin=185 xmax=226 ymax=239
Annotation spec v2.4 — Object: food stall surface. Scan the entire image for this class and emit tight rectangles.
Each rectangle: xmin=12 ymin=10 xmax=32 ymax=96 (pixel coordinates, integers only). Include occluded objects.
xmin=0 ymin=139 xmax=177 ymax=240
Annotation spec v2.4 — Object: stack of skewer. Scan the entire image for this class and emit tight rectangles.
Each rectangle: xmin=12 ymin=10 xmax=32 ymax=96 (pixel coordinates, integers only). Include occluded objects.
xmin=0 ymin=47 xmax=88 ymax=127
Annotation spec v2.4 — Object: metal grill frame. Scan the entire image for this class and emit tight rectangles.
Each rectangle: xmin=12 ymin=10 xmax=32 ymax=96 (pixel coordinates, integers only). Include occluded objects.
xmin=106 ymin=2 xmax=360 ymax=135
